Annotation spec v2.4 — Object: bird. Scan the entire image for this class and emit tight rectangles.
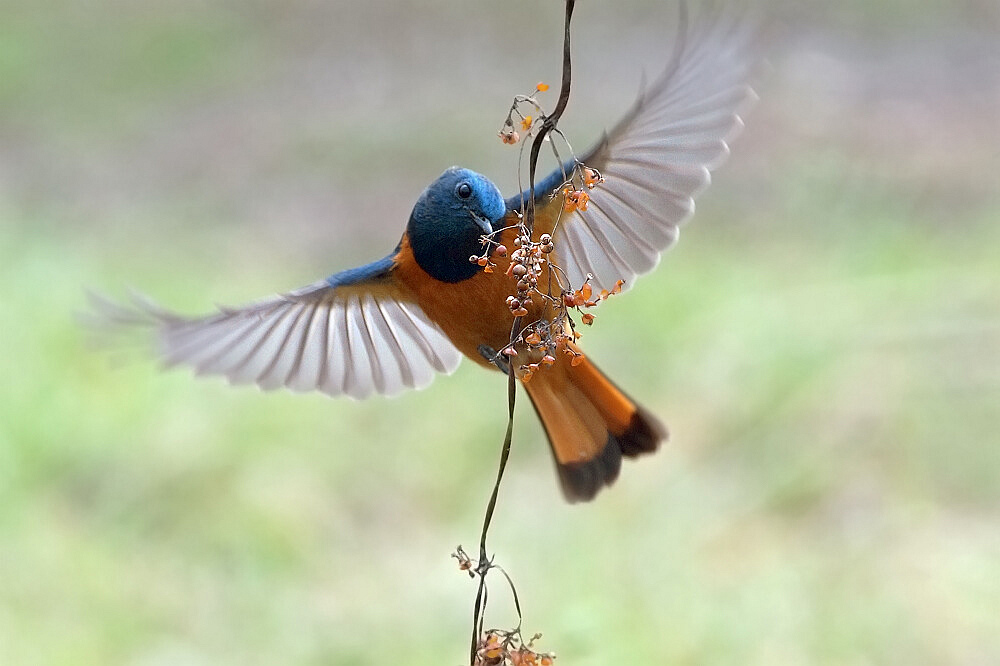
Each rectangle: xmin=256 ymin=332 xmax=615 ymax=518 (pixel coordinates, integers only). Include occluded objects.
xmin=94 ymin=15 xmax=757 ymax=502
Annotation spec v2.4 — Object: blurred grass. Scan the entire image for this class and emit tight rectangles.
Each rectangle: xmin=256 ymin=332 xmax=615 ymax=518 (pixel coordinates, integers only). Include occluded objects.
xmin=2 ymin=1 xmax=999 ymax=665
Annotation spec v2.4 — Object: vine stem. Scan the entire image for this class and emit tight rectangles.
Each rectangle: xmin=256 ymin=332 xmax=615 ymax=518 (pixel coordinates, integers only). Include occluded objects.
xmin=469 ymin=1 xmax=576 ymax=664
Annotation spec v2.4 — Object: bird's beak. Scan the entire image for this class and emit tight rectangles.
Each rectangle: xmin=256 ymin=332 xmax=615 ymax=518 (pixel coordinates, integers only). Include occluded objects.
xmin=471 ymin=212 xmax=494 ymax=236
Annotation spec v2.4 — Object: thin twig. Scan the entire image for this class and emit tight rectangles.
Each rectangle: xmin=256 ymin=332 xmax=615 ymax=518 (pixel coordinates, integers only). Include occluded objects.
xmin=469 ymin=1 xmax=576 ymax=664
xmin=526 ymin=0 xmax=576 ymax=236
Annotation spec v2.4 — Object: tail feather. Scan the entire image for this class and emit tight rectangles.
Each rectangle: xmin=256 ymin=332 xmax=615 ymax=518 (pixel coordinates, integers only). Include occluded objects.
xmin=524 ymin=352 xmax=666 ymax=502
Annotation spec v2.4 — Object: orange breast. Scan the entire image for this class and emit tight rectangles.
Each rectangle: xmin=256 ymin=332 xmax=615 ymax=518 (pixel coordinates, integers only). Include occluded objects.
xmin=392 ymin=222 xmax=559 ymax=368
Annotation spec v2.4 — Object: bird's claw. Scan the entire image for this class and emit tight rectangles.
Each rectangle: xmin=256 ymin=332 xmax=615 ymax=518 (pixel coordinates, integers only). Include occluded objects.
xmin=478 ymin=344 xmax=510 ymax=376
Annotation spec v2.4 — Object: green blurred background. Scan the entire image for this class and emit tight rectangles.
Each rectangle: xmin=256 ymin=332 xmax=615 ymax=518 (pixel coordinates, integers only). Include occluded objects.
xmin=2 ymin=1 xmax=998 ymax=664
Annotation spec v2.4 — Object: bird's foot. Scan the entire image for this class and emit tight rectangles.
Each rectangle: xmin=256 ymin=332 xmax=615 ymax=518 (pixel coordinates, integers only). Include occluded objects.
xmin=478 ymin=344 xmax=510 ymax=376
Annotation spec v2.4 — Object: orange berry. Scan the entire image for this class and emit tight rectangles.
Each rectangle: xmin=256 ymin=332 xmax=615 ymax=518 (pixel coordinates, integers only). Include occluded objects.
xmin=477 ymin=256 xmax=488 ymax=266
xmin=513 ymin=307 xmax=529 ymax=317
xmin=571 ymin=353 xmax=585 ymax=366
xmin=541 ymin=355 xmax=556 ymax=366
xmin=525 ymin=332 xmax=542 ymax=346
xmin=581 ymin=313 xmax=595 ymax=325
xmin=580 ymin=283 xmax=592 ymax=301
xmin=521 ymin=115 xmax=532 ymax=131
xmin=537 ymin=82 xmax=549 ymax=91
xmin=483 ymin=264 xmax=493 ymax=273
xmin=562 ymin=189 xmax=582 ymax=213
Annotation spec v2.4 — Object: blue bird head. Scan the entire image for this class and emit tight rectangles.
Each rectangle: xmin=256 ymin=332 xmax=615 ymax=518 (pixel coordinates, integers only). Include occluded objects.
xmin=406 ymin=167 xmax=507 ymax=283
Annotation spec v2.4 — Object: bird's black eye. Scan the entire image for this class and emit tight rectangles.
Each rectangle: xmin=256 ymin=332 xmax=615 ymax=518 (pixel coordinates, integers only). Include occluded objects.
xmin=456 ymin=182 xmax=473 ymax=199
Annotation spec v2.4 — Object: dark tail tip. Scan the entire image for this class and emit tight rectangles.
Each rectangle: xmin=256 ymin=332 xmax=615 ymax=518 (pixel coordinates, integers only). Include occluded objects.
xmin=556 ymin=406 xmax=667 ymax=503
xmin=557 ymin=434 xmax=622 ymax=503
xmin=619 ymin=405 xmax=668 ymax=458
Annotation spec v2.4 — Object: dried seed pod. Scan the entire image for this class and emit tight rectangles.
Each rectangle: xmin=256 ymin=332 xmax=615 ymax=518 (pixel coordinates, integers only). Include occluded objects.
xmin=499 ymin=128 xmax=520 ymax=144
xmin=583 ymin=166 xmax=604 ymax=189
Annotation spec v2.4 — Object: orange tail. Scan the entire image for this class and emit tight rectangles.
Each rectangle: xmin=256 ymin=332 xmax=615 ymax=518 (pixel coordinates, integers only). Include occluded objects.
xmin=524 ymin=352 xmax=667 ymax=502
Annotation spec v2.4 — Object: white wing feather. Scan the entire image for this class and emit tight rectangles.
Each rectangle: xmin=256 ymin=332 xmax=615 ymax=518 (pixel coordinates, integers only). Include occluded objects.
xmin=94 ymin=280 xmax=462 ymax=399
xmin=557 ymin=14 xmax=759 ymax=292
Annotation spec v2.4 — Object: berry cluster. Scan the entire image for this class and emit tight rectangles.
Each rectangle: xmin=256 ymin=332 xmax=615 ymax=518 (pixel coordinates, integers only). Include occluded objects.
xmin=489 ymin=82 xmax=625 ymax=382
xmin=505 ymin=233 xmax=548 ymax=315
xmin=560 ymin=165 xmax=604 ymax=213
xmin=515 ymin=276 xmax=625 ymax=382
xmin=477 ymin=630 xmax=555 ymax=666
xmin=465 ymin=169 xmax=622 ymax=382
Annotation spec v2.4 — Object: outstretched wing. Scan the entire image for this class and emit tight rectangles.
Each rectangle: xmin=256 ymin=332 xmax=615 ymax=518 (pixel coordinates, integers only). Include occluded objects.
xmin=504 ymin=12 xmax=758 ymax=292
xmin=90 ymin=256 xmax=462 ymax=399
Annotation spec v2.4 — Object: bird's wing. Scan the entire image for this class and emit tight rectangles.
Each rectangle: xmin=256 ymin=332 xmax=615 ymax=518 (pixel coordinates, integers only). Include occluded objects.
xmin=504 ymin=12 xmax=758 ymax=292
xmin=90 ymin=256 xmax=462 ymax=399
